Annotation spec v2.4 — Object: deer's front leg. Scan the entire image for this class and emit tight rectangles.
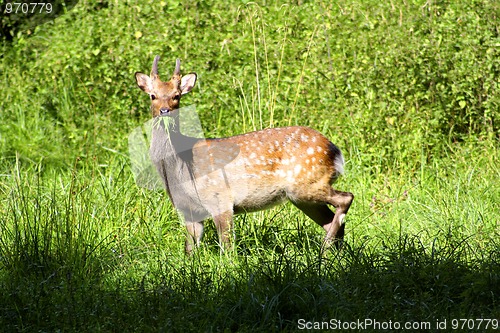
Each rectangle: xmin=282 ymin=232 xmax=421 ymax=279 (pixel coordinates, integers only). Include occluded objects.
xmin=213 ymin=211 xmax=234 ymax=253
xmin=185 ymin=221 xmax=204 ymax=255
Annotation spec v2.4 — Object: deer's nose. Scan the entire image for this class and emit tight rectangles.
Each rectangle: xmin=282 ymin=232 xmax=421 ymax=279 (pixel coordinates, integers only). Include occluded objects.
xmin=160 ymin=107 xmax=171 ymax=116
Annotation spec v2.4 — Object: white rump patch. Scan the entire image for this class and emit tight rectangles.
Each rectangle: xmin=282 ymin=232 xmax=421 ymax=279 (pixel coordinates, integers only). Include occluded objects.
xmin=334 ymin=152 xmax=345 ymax=175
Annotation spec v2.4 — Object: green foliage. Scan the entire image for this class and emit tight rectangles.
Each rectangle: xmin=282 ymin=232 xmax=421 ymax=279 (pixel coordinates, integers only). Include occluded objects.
xmin=0 ymin=0 xmax=499 ymax=331
xmin=1 ymin=0 xmax=498 ymax=172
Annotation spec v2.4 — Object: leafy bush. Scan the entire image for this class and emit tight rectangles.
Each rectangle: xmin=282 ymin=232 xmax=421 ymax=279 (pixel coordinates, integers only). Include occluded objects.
xmin=1 ymin=0 xmax=498 ymax=173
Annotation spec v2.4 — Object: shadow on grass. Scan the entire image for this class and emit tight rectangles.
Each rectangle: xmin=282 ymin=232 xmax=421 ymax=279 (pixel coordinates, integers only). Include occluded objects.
xmin=0 ymin=235 xmax=498 ymax=332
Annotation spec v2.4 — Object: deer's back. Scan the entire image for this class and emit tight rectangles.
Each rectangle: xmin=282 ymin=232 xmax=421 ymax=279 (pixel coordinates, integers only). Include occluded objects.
xmin=191 ymin=126 xmax=344 ymax=214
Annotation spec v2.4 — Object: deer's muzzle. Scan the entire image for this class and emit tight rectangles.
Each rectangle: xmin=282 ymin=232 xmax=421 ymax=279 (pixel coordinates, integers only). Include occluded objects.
xmin=160 ymin=107 xmax=172 ymax=116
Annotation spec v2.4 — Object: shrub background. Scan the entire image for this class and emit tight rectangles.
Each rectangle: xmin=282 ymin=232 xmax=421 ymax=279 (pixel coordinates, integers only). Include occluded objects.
xmin=0 ymin=1 xmax=498 ymax=331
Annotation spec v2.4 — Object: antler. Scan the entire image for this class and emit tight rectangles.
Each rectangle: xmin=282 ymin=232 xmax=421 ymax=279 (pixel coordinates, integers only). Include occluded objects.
xmin=173 ymin=58 xmax=181 ymax=76
xmin=151 ymin=55 xmax=160 ymax=77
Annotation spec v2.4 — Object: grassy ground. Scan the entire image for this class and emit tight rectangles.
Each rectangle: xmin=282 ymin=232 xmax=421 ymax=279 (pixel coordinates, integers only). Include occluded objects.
xmin=0 ymin=0 xmax=499 ymax=331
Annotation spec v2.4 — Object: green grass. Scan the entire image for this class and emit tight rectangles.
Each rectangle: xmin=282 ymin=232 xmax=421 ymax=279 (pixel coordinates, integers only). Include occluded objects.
xmin=0 ymin=146 xmax=497 ymax=332
xmin=1 ymin=0 xmax=499 ymax=331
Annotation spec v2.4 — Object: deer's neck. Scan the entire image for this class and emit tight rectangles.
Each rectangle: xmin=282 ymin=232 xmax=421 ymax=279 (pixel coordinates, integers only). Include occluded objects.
xmin=150 ymin=115 xmax=199 ymax=164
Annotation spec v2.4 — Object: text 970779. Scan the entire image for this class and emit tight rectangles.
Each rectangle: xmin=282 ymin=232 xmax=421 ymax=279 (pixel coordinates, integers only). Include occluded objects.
xmin=4 ymin=2 xmax=53 ymax=14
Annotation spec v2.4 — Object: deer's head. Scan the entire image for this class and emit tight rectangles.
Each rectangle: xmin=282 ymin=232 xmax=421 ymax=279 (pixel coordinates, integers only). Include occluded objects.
xmin=135 ymin=57 xmax=197 ymax=117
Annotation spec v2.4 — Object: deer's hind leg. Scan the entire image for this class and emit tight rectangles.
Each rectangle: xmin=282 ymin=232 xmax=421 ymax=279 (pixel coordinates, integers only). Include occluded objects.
xmin=291 ymin=187 xmax=354 ymax=249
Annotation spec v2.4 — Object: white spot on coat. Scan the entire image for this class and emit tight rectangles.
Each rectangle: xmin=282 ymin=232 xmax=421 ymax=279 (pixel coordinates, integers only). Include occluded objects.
xmin=294 ymin=164 xmax=302 ymax=175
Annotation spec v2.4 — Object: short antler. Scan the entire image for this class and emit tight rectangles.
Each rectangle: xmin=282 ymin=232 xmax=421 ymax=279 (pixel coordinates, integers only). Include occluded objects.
xmin=151 ymin=55 xmax=160 ymax=77
xmin=173 ymin=58 xmax=181 ymax=76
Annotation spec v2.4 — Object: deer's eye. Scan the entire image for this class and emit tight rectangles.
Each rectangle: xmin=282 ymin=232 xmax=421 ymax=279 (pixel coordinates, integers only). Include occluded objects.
xmin=173 ymin=94 xmax=180 ymax=101
xmin=150 ymin=94 xmax=156 ymax=100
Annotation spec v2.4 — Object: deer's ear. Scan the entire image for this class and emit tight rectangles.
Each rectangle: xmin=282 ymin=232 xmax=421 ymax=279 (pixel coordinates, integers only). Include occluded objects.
xmin=135 ymin=72 xmax=154 ymax=94
xmin=180 ymin=73 xmax=197 ymax=95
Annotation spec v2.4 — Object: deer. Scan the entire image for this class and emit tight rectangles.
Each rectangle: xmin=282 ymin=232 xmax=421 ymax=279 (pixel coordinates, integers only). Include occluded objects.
xmin=134 ymin=56 xmax=354 ymax=254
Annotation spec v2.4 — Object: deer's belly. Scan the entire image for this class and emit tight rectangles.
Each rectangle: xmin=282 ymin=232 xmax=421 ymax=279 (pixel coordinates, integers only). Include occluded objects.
xmin=233 ymin=187 xmax=288 ymax=214
xmin=195 ymin=167 xmax=290 ymax=214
